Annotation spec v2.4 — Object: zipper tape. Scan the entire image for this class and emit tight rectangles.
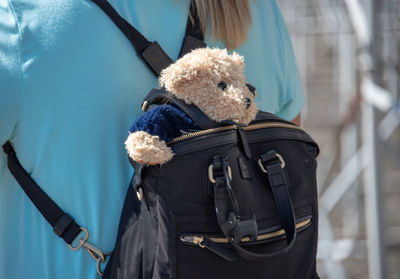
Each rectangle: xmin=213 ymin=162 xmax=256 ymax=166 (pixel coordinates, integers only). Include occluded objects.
xmin=180 ymin=218 xmax=311 ymax=246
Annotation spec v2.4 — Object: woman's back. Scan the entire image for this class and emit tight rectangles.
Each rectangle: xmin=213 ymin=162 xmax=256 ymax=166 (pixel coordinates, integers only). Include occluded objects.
xmin=0 ymin=0 xmax=303 ymax=278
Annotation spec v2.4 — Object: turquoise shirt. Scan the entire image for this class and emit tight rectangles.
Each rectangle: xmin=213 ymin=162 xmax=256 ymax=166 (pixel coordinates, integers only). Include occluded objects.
xmin=0 ymin=0 xmax=303 ymax=278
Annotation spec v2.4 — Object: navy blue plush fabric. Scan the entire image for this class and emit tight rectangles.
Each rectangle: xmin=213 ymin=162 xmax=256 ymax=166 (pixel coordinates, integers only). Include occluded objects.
xmin=128 ymin=104 xmax=200 ymax=143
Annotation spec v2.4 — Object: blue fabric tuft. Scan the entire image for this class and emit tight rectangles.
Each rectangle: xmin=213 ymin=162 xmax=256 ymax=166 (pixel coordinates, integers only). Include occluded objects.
xmin=128 ymin=104 xmax=199 ymax=143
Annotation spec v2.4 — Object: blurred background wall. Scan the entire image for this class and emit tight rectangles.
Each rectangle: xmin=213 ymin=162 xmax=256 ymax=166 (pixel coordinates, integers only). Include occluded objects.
xmin=276 ymin=0 xmax=400 ymax=278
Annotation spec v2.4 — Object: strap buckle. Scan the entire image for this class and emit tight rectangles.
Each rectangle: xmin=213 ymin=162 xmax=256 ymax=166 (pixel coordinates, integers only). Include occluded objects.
xmin=68 ymin=227 xmax=107 ymax=276
xmin=208 ymin=164 xmax=232 ymax=183
xmin=68 ymin=227 xmax=89 ymax=251
xmin=257 ymin=151 xmax=285 ymax=174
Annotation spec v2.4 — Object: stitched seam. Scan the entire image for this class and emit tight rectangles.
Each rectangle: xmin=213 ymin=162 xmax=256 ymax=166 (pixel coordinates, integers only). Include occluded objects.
xmin=7 ymin=0 xmax=23 ymax=141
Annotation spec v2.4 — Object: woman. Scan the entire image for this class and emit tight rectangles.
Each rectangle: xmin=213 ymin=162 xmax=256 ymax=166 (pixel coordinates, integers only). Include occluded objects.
xmin=0 ymin=0 xmax=303 ymax=278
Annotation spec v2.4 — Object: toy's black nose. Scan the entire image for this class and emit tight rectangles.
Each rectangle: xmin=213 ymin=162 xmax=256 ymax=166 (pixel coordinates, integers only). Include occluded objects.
xmin=246 ymin=83 xmax=256 ymax=96
xmin=218 ymin=81 xmax=227 ymax=90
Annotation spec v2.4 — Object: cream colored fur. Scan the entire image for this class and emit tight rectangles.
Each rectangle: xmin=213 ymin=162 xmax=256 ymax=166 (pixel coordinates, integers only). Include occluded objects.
xmin=126 ymin=48 xmax=258 ymax=165
xmin=159 ymin=48 xmax=258 ymax=124
xmin=125 ymin=131 xmax=174 ymax=165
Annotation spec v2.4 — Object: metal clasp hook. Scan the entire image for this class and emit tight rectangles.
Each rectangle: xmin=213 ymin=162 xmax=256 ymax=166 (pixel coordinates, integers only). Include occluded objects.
xmin=68 ymin=227 xmax=107 ymax=276
xmin=82 ymin=241 xmax=106 ymax=276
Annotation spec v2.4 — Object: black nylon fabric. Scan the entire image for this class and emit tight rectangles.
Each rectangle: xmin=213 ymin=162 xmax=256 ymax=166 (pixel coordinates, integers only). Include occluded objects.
xmin=103 ymin=112 xmax=320 ymax=279
xmin=178 ymin=2 xmax=206 ymax=58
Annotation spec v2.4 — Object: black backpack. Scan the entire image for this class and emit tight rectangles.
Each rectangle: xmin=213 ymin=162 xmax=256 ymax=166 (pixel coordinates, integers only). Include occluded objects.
xmin=103 ymin=98 xmax=320 ymax=278
xmin=2 ymin=1 xmax=320 ymax=278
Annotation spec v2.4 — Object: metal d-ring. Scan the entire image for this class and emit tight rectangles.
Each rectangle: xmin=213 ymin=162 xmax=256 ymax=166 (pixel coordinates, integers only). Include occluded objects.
xmin=141 ymin=100 xmax=149 ymax=111
xmin=68 ymin=227 xmax=89 ymax=251
xmin=208 ymin=164 xmax=232 ymax=183
xmin=136 ymin=187 xmax=143 ymax=201
xmin=257 ymin=152 xmax=286 ymax=174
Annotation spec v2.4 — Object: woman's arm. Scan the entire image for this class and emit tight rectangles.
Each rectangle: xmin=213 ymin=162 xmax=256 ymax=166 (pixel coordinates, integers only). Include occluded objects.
xmin=292 ymin=113 xmax=301 ymax=126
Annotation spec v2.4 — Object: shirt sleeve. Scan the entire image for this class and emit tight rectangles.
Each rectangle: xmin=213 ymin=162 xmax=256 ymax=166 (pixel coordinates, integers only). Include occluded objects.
xmin=271 ymin=0 xmax=304 ymax=121
xmin=0 ymin=1 xmax=21 ymax=146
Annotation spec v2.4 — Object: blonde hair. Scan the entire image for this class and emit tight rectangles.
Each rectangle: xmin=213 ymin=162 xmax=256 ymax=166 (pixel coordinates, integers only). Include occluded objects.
xmin=190 ymin=0 xmax=252 ymax=50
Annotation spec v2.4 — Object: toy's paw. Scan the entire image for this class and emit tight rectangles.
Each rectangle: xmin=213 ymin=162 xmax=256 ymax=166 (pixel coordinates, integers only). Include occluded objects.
xmin=125 ymin=131 xmax=174 ymax=165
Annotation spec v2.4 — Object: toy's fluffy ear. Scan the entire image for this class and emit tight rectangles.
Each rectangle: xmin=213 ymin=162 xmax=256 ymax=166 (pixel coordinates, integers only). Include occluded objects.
xmin=159 ymin=57 xmax=208 ymax=96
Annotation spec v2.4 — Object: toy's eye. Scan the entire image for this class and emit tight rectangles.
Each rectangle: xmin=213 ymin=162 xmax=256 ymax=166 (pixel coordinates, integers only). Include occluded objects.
xmin=218 ymin=81 xmax=227 ymax=90
xmin=245 ymin=98 xmax=252 ymax=109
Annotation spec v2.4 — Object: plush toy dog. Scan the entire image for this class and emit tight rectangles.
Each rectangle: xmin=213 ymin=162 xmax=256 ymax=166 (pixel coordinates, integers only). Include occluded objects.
xmin=125 ymin=47 xmax=258 ymax=165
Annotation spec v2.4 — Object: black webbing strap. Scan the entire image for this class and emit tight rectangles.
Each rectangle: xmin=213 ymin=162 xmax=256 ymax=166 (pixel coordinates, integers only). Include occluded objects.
xmin=258 ymin=150 xmax=296 ymax=243
xmin=92 ymin=0 xmax=149 ymax=54
xmin=2 ymin=142 xmax=82 ymax=245
xmin=184 ymin=2 xmax=204 ymax=42
xmin=92 ymin=0 xmax=205 ymax=76
xmin=91 ymin=0 xmax=173 ymax=76
xmin=178 ymin=2 xmax=206 ymax=58
xmin=142 ymin=87 xmax=218 ymax=130
xmin=212 ymin=155 xmax=296 ymax=261
xmin=92 ymin=0 xmax=210 ymax=128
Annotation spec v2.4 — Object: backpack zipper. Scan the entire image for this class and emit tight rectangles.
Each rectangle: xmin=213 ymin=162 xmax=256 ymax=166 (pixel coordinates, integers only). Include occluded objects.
xmin=169 ymin=125 xmax=236 ymax=144
xmin=180 ymin=218 xmax=311 ymax=246
xmin=241 ymin=122 xmax=303 ymax=132
xmin=169 ymin=122 xmax=303 ymax=144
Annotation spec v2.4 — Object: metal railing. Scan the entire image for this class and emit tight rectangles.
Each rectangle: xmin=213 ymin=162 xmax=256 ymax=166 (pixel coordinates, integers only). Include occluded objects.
xmin=277 ymin=0 xmax=400 ymax=277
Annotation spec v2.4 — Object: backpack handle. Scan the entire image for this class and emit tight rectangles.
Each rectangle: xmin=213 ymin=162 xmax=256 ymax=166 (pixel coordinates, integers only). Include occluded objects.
xmin=210 ymin=154 xmax=297 ymax=260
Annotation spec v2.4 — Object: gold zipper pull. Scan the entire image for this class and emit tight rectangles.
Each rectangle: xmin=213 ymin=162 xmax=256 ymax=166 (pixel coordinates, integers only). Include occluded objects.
xmin=180 ymin=235 xmax=205 ymax=246
xmin=180 ymin=234 xmax=238 ymax=261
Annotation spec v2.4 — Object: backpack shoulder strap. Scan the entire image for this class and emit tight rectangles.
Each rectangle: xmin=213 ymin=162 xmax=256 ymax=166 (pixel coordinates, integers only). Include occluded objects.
xmin=178 ymin=2 xmax=206 ymax=58
xmin=92 ymin=0 xmax=173 ymax=76
xmin=92 ymin=0 xmax=205 ymax=76
xmin=92 ymin=0 xmax=210 ymax=126
xmin=2 ymin=142 xmax=108 ymax=275
xmin=2 ymin=142 xmax=82 ymax=245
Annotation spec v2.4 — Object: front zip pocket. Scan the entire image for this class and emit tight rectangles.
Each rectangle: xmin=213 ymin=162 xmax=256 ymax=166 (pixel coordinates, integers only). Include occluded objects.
xmin=179 ymin=217 xmax=312 ymax=261
xmin=169 ymin=122 xmax=303 ymax=144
